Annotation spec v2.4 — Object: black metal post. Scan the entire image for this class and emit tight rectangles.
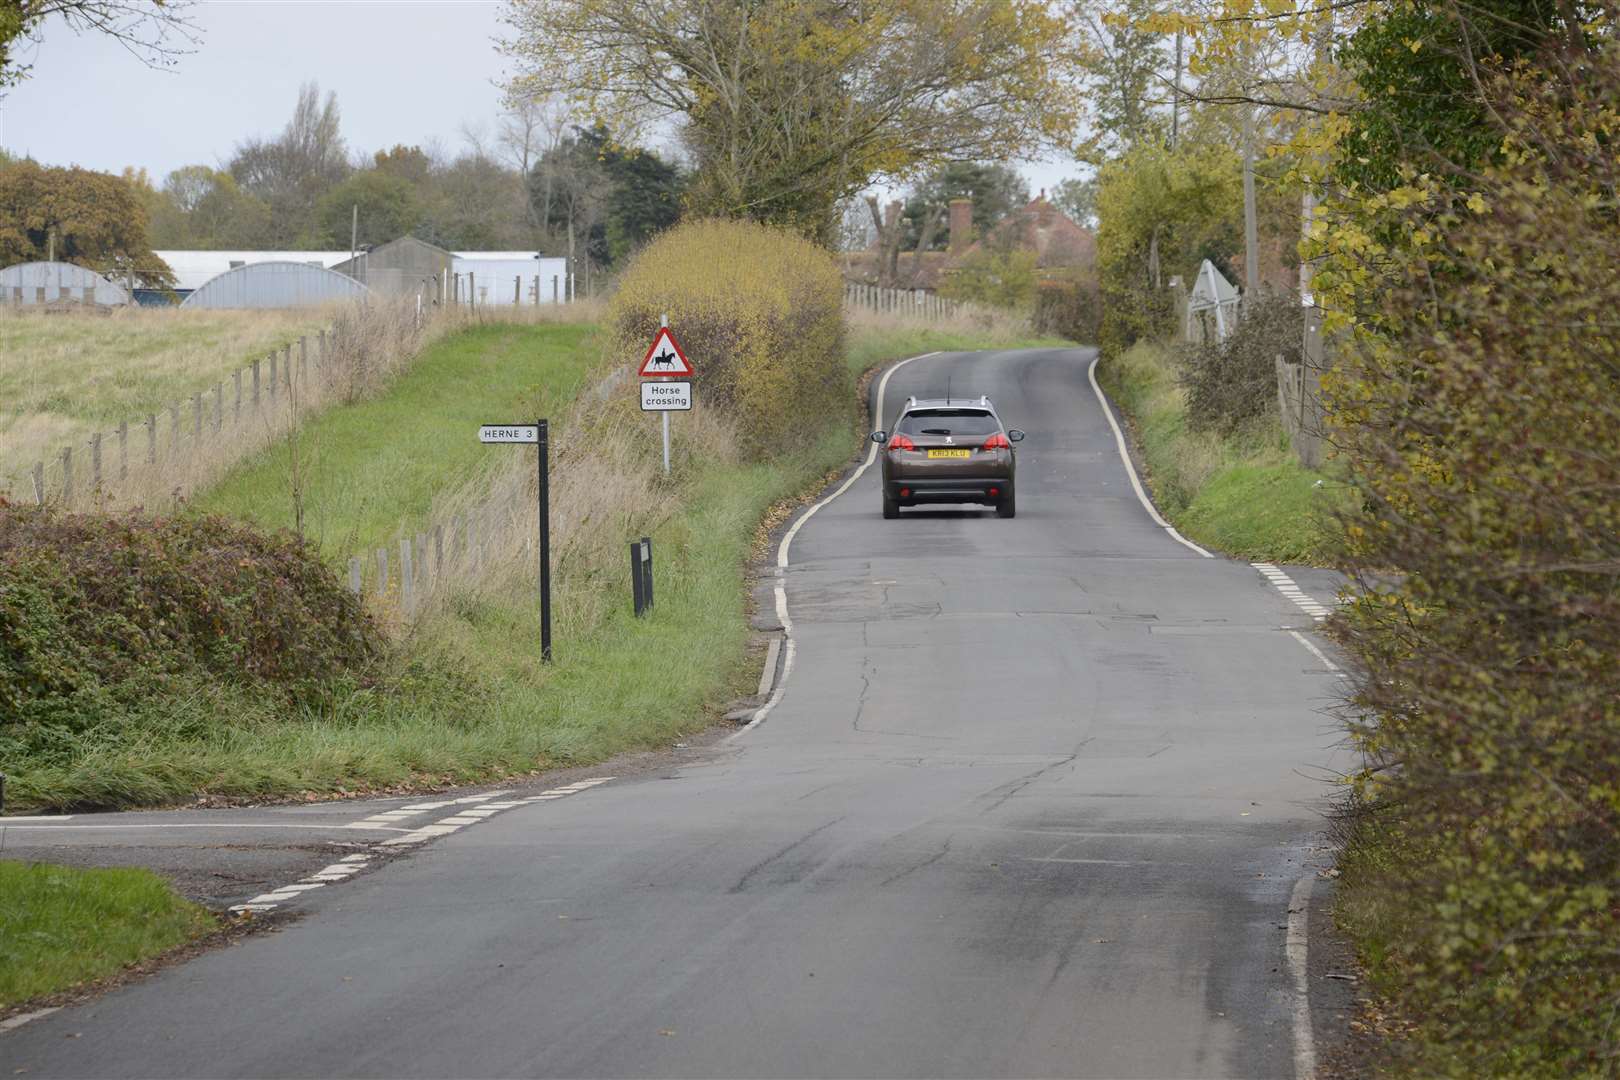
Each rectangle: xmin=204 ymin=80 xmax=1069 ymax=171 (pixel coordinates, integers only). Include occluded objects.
xmin=629 ymin=540 xmax=646 ymax=616
xmin=0 ymin=771 xmax=6 ymax=815
xmin=538 ymin=419 xmax=552 ymax=662
xmin=641 ymin=536 xmax=654 ymax=610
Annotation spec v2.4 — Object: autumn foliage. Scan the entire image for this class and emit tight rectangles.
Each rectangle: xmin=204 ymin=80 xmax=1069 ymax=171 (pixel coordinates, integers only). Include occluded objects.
xmin=1328 ymin=44 xmax=1620 ymax=1075
xmin=608 ymin=218 xmax=846 ymax=458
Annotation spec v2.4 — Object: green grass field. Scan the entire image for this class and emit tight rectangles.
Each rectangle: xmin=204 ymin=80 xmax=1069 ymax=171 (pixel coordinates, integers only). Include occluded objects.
xmin=1097 ymin=340 xmax=1349 ymax=564
xmin=192 ymin=322 xmax=602 ymax=557
xmin=0 ymin=862 xmax=214 ymax=1007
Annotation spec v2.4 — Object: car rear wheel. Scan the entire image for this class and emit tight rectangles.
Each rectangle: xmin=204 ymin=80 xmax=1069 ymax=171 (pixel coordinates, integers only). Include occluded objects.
xmin=882 ymin=493 xmax=900 ymax=519
xmin=996 ymin=488 xmax=1016 ymax=518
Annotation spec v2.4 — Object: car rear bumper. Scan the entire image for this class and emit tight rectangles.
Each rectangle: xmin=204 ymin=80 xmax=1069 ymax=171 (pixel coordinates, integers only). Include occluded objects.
xmin=887 ymin=477 xmax=1011 ymax=504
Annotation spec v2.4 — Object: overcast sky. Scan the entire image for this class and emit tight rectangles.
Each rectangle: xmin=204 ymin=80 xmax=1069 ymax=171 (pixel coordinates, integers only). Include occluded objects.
xmin=0 ymin=1 xmax=1081 ymax=199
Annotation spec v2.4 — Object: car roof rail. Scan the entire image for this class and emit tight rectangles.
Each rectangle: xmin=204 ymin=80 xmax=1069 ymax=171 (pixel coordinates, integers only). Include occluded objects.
xmin=905 ymin=395 xmax=917 ymax=408
xmin=979 ymin=395 xmax=989 ymax=406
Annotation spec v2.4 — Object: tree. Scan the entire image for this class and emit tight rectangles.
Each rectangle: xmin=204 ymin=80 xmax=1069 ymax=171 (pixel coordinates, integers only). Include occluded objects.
xmin=1 ymin=1 xmax=199 ymax=93
xmin=1067 ymin=0 xmax=1174 ymax=161
xmin=1051 ymin=176 xmax=1098 ymax=228
xmin=940 ymin=248 xmax=1039 ymax=310
xmin=316 ymin=171 xmax=422 ymax=249
xmin=1094 ymin=138 xmax=1241 ymax=350
xmin=372 ymin=145 xmax=433 ymax=186
xmin=502 ymin=0 xmax=1077 ymax=243
xmin=0 ymin=159 xmax=174 ymax=285
xmin=901 ymin=163 xmax=1030 ymax=252
xmin=228 ymin=82 xmax=351 ymax=247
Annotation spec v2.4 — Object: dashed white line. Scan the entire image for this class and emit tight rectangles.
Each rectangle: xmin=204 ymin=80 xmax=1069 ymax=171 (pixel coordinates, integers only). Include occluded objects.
xmin=1251 ymin=562 xmax=1334 ymax=620
xmin=230 ymin=781 xmax=612 ymax=912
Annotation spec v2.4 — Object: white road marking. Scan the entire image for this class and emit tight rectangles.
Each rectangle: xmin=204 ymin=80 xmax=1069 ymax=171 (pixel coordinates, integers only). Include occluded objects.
xmin=1252 ymin=562 xmax=1335 ymax=620
xmin=0 ymin=823 xmax=411 ymax=833
xmin=1287 ymin=631 xmax=1347 ymax=679
xmin=730 ymin=351 xmax=942 ymax=740
xmin=225 ymin=781 xmax=612 ymax=913
xmin=0 ymin=816 xmax=74 ymax=822
xmin=1086 ymin=355 xmax=1214 ymax=558
xmin=1288 ymin=873 xmax=1318 ymax=1080
xmin=0 ymin=1007 xmax=61 ymax=1035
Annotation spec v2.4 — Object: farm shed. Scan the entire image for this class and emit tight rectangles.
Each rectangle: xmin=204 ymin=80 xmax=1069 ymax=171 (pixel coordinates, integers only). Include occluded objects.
xmin=332 ymin=236 xmax=453 ymax=298
xmin=180 ymin=261 xmax=368 ymax=309
xmin=0 ymin=261 xmax=131 ymax=306
xmin=150 ymin=250 xmax=352 ymax=304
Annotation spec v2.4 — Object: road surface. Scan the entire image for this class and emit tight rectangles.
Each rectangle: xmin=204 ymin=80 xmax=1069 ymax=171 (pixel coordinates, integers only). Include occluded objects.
xmin=2 ymin=346 xmax=1347 ymax=1078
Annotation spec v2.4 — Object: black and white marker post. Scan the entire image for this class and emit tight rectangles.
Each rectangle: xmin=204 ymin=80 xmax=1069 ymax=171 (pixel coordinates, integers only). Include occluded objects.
xmin=477 ymin=421 xmax=551 ymax=662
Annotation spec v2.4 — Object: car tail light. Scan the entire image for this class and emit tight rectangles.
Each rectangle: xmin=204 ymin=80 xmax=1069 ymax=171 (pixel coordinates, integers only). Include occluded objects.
xmin=981 ymin=432 xmax=1011 ymax=450
xmin=889 ymin=433 xmax=916 ymax=451
xmin=900 ymin=488 xmax=911 ymax=498
xmin=989 ymin=487 xmax=1000 ymax=497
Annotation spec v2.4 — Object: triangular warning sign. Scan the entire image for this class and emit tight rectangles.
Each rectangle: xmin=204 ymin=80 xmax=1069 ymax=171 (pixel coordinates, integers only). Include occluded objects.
xmin=638 ymin=328 xmax=694 ymax=377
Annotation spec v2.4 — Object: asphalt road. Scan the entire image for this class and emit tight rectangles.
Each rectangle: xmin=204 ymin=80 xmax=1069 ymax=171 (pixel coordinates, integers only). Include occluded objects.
xmin=2 ymin=346 xmax=1348 ymax=1078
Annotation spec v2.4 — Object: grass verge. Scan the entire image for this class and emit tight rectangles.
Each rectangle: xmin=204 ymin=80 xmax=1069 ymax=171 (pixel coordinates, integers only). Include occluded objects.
xmin=192 ymin=322 xmax=601 ymax=558
xmin=1096 ymin=339 xmax=1349 ymax=564
xmin=0 ymin=861 xmax=214 ymax=1007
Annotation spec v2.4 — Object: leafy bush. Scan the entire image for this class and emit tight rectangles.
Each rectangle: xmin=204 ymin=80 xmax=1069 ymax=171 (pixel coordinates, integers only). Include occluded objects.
xmin=1180 ymin=291 xmax=1302 ymax=435
xmin=0 ymin=502 xmax=378 ymax=751
xmin=1032 ymin=275 xmax=1101 ymax=343
xmin=608 ymin=217 xmax=846 ymax=458
xmin=1328 ymin=42 xmax=1620 ymax=1075
xmin=939 ymin=248 xmax=1038 ymax=311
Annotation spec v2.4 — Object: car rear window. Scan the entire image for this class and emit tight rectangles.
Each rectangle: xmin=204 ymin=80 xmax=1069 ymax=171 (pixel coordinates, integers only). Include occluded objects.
xmin=896 ymin=409 xmax=999 ymax=436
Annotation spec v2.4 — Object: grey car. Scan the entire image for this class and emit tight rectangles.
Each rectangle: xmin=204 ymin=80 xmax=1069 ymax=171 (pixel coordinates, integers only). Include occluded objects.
xmin=870 ymin=396 xmax=1024 ymax=518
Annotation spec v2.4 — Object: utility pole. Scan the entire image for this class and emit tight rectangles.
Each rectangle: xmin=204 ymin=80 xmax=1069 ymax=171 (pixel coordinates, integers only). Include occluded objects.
xmin=350 ymin=204 xmax=358 ymax=269
xmin=1243 ymin=102 xmax=1260 ymax=295
xmin=1172 ymin=30 xmax=1183 ymax=151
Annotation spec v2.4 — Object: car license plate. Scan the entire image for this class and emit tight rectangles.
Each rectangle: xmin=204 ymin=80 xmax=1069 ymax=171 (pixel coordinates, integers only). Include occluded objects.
xmin=926 ymin=449 xmax=972 ymax=459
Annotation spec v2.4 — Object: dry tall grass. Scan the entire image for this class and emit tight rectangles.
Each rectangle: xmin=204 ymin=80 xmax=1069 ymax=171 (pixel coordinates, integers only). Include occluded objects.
xmin=6 ymin=300 xmax=445 ymax=513
xmin=0 ymin=306 xmax=326 ymax=474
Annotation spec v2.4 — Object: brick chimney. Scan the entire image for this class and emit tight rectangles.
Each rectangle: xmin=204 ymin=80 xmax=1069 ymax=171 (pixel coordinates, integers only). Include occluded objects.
xmin=948 ymin=197 xmax=973 ymax=252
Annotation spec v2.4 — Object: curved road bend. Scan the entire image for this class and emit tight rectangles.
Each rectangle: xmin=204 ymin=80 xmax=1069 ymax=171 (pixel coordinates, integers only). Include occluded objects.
xmin=4 ymin=347 xmax=1347 ymax=1079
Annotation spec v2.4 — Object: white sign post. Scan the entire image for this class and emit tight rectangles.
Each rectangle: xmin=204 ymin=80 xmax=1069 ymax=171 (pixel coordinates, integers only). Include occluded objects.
xmin=638 ymin=315 xmax=695 ymax=475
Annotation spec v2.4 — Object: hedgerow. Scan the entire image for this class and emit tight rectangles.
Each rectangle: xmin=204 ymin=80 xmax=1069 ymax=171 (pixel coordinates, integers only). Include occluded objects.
xmin=0 ymin=502 xmax=378 ymax=762
xmin=1326 ymin=41 xmax=1620 ymax=1075
xmin=608 ymin=217 xmax=847 ymax=457
xmin=1180 ymin=291 xmax=1302 ymax=436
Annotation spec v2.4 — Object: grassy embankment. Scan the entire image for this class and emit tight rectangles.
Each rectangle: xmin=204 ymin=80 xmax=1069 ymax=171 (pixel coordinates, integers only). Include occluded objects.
xmin=0 ymin=307 xmax=323 ymax=484
xmin=7 ymin=314 xmax=1057 ymax=813
xmin=0 ymin=861 xmax=214 ymax=1008
xmin=1096 ymin=339 xmax=1349 ymax=563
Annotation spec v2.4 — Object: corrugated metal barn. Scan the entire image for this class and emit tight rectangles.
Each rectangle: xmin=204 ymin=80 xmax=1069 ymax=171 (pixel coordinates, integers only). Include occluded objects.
xmin=332 ymin=236 xmax=453 ymax=298
xmin=179 ymin=261 xmax=369 ymax=309
xmin=0 ymin=261 xmax=131 ymax=306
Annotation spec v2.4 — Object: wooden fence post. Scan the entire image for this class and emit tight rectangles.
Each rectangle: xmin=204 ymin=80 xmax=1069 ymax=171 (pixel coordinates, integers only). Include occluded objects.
xmin=168 ymin=403 xmax=180 ymax=456
xmin=193 ymin=393 xmax=203 ymax=439
xmin=268 ymin=351 xmax=278 ymax=402
xmin=514 ymin=276 xmax=521 ymax=305
xmin=400 ymin=536 xmax=414 ymax=614
xmin=31 ymin=462 xmax=44 ymax=506
xmin=90 ymin=433 xmax=102 ymax=492
xmin=214 ymin=383 xmax=223 ymax=431
xmin=433 ymin=524 xmax=445 ymax=578
xmin=117 ymin=421 xmax=128 ymax=480
xmin=252 ymin=359 xmax=261 ymax=409
xmin=60 ymin=446 xmax=73 ymax=505
xmin=146 ymin=414 xmax=157 ymax=464
xmin=348 ymin=557 xmax=362 ymax=595
xmin=298 ymin=337 xmax=308 ymax=386
xmin=233 ymin=371 xmax=242 ymax=424
xmin=376 ymin=547 xmax=389 ymax=596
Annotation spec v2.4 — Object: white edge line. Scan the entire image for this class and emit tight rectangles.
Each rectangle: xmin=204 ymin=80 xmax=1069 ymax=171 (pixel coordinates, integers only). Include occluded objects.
xmin=1086 ymin=354 xmax=1213 ymax=558
xmin=1288 ymin=873 xmax=1318 ymax=1080
xmin=0 ymin=1007 xmax=61 ymax=1035
xmin=728 ymin=350 xmax=943 ymax=741
xmin=1287 ymin=629 xmax=1347 ymax=678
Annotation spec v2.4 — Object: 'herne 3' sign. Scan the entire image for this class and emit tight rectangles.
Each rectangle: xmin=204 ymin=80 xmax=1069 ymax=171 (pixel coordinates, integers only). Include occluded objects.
xmin=478 ymin=425 xmax=540 ymax=444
